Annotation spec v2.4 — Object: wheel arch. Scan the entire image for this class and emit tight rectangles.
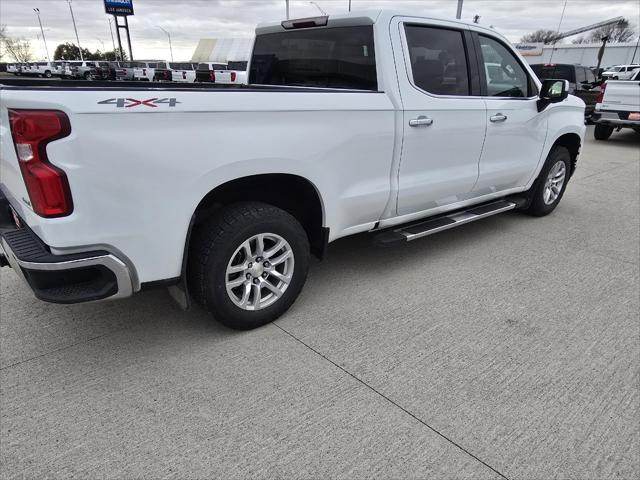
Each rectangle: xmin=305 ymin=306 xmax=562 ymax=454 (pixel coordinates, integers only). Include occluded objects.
xmin=187 ymin=173 xmax=328 ymax=261
xmin=551 ymin=132 xmax=582 ymax=177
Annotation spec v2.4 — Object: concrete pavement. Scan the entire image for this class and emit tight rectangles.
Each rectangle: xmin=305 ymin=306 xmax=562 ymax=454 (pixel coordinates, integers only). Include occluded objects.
xmin=1 ymin=126 xmax=639 ymax=479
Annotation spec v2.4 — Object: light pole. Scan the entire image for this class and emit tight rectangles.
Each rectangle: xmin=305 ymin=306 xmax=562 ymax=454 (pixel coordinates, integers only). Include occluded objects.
xmin=456 ymin=0 xmax=463 ymax=19
xmin=108 ymin=18 xmax=118 ymax=59
xmin=285 ymin=0 xmax=289 ymax=19
xmin=157 ymin=26 xmax=174 ymax=62
xmin=33 ymin=8 xmax=50 ymax=62
xmin=67 ymin=0 xmax=84 ymax=61
xmin=310 ymin=1 xmax=327 ymax=15
xmin=348 ymin=0 xmax=351 ymax=12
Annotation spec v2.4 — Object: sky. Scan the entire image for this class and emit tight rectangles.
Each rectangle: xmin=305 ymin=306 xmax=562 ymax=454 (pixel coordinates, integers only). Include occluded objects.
xmin=1 ymin=0 xmax=639 ymax=61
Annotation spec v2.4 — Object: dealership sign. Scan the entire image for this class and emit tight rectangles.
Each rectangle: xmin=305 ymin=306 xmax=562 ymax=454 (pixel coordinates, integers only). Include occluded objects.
xmin=514 ymin=43 xmax=544 ymax=56
xmin=104 ymin=0 xmax=134 ymax=16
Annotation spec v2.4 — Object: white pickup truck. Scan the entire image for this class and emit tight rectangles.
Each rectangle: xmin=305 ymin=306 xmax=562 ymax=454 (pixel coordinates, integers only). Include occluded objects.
xmin=593 ymin=70 xmax=640 ymax=140
xmin=0 ymin=11 xmax=585 ymax=329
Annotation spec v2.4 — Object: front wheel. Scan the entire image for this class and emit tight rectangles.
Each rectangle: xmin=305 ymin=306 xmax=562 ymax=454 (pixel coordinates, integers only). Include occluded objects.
xmin=594 ymin=124 xmax=614 ymax=140
xmin=188 ymin=202 xmax=310 ymax=330
xmin=522 ymin=146 xmax=571 ymax=217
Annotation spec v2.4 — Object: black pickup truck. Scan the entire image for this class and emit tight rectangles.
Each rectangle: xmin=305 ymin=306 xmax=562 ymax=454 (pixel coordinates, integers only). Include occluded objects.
xmin=530 ymin=63 xmax=601 ymax=121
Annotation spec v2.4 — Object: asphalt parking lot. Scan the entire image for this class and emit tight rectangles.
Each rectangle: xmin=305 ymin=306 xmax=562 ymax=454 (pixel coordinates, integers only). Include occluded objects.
xmin=1 ymin=126 xmax=638 ymax=479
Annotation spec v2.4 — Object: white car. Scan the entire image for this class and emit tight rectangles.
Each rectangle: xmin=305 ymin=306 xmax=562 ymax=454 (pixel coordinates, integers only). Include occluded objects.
xmin=60 ymin=61 xmax=83 ymax=78
xmin=194 ymin=62 xmax=230 ymax=83
xmin=133 ymin=61 xmax=168 ymax=81
xmin=170 ymin=63 xmax=199 ymax=83
xmin=0 ymin=11 xmax=585 ymax=330
xmin=6 ymin=64 xmax=19 ymax=75
xmin=602 ymin=64 xmax=640 ymax=80
xmin=593 ymin=72 xmax=640 ymax=139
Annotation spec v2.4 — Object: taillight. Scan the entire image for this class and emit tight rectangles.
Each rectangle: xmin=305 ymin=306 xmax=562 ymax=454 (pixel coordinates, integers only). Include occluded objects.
xmin=8 ymin=110 xmax=73 ymax=217
xmin=596 ymin=82 xmax=606 ymax=104
xmin=230 ymin=71 xmax=236 ymax=82
xmin=209 ymin=71 xmax=216 ymax=82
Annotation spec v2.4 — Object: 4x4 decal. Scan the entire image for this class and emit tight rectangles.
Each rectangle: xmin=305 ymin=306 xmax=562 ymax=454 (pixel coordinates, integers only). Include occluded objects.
xmin=98 ymin=98 xmax=181 ymax=108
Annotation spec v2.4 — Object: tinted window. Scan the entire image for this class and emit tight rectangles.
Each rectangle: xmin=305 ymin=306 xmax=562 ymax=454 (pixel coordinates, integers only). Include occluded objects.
xmin=530 ymin=64 xmax=575 ymax=82
xmin=228 ymin=61 xmax=248 ymax=70
xmin=250 ymin=26 xmax=377 ymax=90
xmin=575 ymin=67 xmax=587 ymax=84
xmin=479 ymin=35 xmax=531 ymax=97
xmin=404 ymin=25 xmax=470 ymax=96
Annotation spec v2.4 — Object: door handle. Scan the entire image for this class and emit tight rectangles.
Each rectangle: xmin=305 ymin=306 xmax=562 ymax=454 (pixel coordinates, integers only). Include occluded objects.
xmin=490 ymin=113 xmax=508 ymax=122
xmin=409 ymin=116 xmax=434 ymax=127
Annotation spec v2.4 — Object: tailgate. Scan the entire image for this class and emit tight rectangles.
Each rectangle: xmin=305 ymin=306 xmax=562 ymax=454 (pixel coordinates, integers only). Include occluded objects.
xmin=601 ymin=81 xmax=640 ymax=112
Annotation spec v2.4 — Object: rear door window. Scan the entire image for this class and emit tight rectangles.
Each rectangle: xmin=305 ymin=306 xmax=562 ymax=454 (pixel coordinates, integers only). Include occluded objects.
xmin=404 ymin=25 xmax=470 ymax=96
xmin=250 ymin=25 xmax=377 ymax=90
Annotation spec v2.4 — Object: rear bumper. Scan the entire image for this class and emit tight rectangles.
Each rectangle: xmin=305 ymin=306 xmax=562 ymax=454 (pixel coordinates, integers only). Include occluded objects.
xmin=592 ymin=110 xmax=640 ymax=127
xmin=0 ymin=195 xmax=133 ymax=304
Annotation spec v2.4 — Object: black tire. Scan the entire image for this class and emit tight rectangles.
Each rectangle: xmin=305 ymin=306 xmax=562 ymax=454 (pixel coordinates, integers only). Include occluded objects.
xmin=83 ymin=72 xmax=91 ymax=80
xmin=44 ymin=70 xmax=52 ymax=78
xmin=594 ymin=124 xmax=613 ymax=140
xmin=522 ymin=146 xmax=571 ymax=217
xmin=188 ymin=202 xmax=310 ymax=330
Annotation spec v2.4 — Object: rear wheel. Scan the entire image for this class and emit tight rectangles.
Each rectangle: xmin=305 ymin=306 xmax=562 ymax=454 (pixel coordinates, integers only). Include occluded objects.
xmin=83 ymin=71 xmax=91 ymax=80
xmin=44 ymin=70 xmax=52 ymax=78
xmin=522 ymin=146 xmax=571 ymax=217
xmin=188 ymin=202 xmax=310 ymax=330
xmin=594 ymin=124 xmax=613 ymax=140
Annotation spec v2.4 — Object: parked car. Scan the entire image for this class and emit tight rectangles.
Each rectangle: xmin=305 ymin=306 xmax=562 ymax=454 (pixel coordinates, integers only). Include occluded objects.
xmin=194 ymin=62 xmax=229 ymax=83
xmin=602 ymin=64 xmax=640 ymax=80
xmin=116 ymin=61 xmax=162 ymax=81
xmin=152 ymin=61 xmax=181 ymax=81
xmin=6 ymin=63 xmax=19 ymax=75
xmin=72 ymin=61 xmax=101 ymax=80
xmin=89 ymin=61 xmax=116 ymax=80
xmin=170 ymin=63 xmax=199 ymax=83
xmin=530 ymin=63 xmax=600 ymax=120
xmin=0 ymin=11 xmax=585 ymax=330
xmin=133 ymin=61 xmax=167 ymax=81
xmin=18 ymin=63 xmax=36 ymax=76
xmin=592 ymin=72 xmax=640 ymax=139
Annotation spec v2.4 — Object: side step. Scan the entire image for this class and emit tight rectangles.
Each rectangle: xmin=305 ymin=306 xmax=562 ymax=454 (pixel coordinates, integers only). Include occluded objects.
xmin=374 ymin=200 xmax=517 ymax=245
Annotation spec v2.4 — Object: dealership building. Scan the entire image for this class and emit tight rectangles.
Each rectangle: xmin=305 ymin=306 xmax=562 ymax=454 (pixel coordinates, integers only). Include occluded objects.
xmin=191 ymin=38 xmax=253 ymax=63
xmin=516 ymin=41 xmax=639 ymax=67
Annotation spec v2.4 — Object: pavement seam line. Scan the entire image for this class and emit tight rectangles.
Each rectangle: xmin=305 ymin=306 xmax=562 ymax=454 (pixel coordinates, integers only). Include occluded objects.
xmin=272 ymin=322 xmax=511 ymax=480
xmin=0 ymin=330 xmax=126 ymax=371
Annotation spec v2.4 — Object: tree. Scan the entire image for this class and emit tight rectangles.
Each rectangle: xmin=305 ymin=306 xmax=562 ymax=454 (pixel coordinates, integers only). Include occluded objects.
xmin=0 ymin=25 xmax=33 ymax=62
xmin=52 ymin=42 xmax=128 ymax=61
xmin=586 ymin=18 xmax=635 ymax=43
xmin=520 ymin=29 xmax=562 ymax=44
xmin=53 ymin=42 xmax=93 ymax=61
xmin=101 ymin=48 xmax=128 ymax=61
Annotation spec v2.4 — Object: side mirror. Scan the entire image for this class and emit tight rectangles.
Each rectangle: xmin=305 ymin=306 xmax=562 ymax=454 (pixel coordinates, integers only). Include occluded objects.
xmin=580 ymin=81 xmax=594 ymax=90
xmin=537 ymin=79 xmax=569 ymax=112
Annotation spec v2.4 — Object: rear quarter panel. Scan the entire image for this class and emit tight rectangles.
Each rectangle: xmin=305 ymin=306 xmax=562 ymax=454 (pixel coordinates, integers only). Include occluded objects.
xmin=0 ymin=88 xmax=396 ymax=284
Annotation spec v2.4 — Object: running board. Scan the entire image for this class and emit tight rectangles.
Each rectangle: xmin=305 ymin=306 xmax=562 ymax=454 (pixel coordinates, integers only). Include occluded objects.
xmin=374 ymin=200 xmax=517 ymax=245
